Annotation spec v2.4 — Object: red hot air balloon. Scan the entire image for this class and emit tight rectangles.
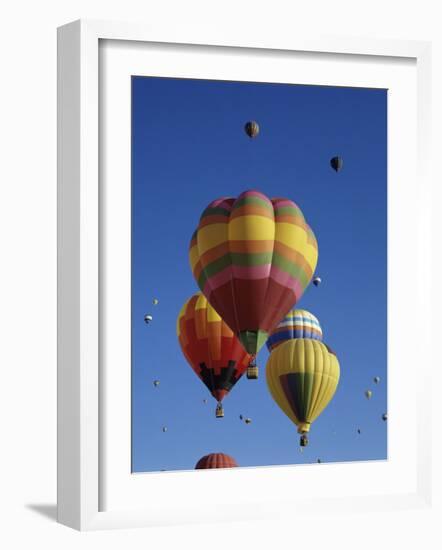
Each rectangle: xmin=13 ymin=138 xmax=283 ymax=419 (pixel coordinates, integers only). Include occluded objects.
xmin=189 ymin=190 xmax=319 ymax=368
xmin=195 ymin=453 xmax=238 ymax=469
xmin=177 ymin=293 xmax=252 ymax=417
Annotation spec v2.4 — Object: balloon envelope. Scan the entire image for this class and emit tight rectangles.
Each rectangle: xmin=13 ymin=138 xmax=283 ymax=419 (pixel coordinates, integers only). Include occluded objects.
xmin=189 ymin=190 xmax=318 ymax=355
xmin=244 ymin=120 xmax=259 ymax=138
xmin=177 ymin=293 xmax=251 ymax=403
xmin=266 ymin=339 xmax=340 ymax=437
xmin=195 ymin=453 xmax=238 ymax=469
xmin=330 ymin=156 xmax=343 ymax=172
xmin=266 ymin=309 xmax=323 ymax=352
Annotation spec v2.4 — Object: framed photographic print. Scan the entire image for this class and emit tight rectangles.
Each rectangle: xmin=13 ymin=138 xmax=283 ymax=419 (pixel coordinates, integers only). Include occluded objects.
xmin=57 ymin=19 xmax=433 ymax=531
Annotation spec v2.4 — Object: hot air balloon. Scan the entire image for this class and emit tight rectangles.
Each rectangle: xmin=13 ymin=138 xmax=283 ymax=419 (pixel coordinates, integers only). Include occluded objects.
xmin=162 ymin=426 xmax=168 ymax=433
xmin=144 ymin=314 xmax=153 ymax=324
xmin=177 ymin=292 xmax=252 ymax=417
xmin=153 ymin=380 xmax=160 ymax=388
xmin=244 ymin=120 xmax=259 ymax=138
xmin=195 ymin=453 xmax=238 ymax=469
xmin=365 ymin=390 xmax=372 ymax=400
xmin=382 ymin=413 xmax=388 ymax=421
xmin=266 ymin=339 xmax=340 ymax=447
xmin=153 ymin=298 xmax=159 ymax=305
xmin=245 ymin=417 xmax=252 ymax=425
xmin=313 ymin=276 xmax=322 ymax=287
xmin=374 ymin=376 xmax=380 ymax=384
xmin=189 ymin=190 xmax=319 ymax=376
xmin=330 ymin=156 xmax=343 ymax=172
xmin=266 ymin=309 xmax=323 ymax=352
xmin=357 ymin=428 xmax=361 ymax=434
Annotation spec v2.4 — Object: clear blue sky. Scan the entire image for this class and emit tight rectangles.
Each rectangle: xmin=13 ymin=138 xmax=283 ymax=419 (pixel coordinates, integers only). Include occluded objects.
xmin=131 ymin=76 xmax=387 ymax=472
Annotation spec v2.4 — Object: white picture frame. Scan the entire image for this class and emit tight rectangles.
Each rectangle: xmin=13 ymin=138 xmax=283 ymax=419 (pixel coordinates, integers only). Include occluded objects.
xmin=57 ymin=19 xmax=433 ymax=531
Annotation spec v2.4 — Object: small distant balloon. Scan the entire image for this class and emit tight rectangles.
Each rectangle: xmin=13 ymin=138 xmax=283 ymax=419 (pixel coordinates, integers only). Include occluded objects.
xmin=365 ymin=390 xmax=372 ymax=400
xmin=153 ymin=380 xmax=160 ymax=388
xmin=153 ymin=298 xmax=159 ymax=305
xmin=313 ymin=276 xmax=322 ymax=287
xmin=203 ymin=399 xmax=208 ymax=404
xmin=244 ymin=120 xmax=259 ymax=138
xmin=245 ymin=418 xmax=252 ymax=424
xmin=374 ymin=376 xmax=381 ymax=384
xmin=162 ymin=426 xmax=168 ymax=433
xmin=239 ymin=414 xmax=243 ymax=421
xmin=330 ymin=156 xmax=343 ymax=172
xmin=144 ymin=314 xmax=153 ymax=324
xmin=317 ymin=458 xmax=322 ymax=464
xmin=382 ymin=413 xmax=388 ymax=421
xmin=357 ymin=428 xmax=361 ymax=434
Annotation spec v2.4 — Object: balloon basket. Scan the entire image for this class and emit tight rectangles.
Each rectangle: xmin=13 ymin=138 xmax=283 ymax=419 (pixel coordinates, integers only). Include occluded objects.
xmin=300 ymin=434 xmax=309 ymax=447
xmin=215 ymin=403 xmax=224 ymax=418
xmin=247 ymin=364 xmax=259 ymax=380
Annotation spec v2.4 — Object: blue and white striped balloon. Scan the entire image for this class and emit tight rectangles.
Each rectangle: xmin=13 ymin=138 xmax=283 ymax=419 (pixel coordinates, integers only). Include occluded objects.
xmin=266 ymin=309 xmax=323 ymax=352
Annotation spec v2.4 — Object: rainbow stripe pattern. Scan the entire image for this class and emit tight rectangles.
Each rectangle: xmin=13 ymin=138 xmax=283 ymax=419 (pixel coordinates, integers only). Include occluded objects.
xmin=189 ymin=190 xmax=318 ymax=355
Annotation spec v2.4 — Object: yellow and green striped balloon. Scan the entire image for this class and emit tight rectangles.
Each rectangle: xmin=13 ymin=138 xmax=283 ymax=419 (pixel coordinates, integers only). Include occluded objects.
xmin=266 ymin=339 xmax=340 ymax=445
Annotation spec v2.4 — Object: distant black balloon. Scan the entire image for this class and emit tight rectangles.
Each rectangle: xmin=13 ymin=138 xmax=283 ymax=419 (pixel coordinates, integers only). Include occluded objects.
xmin=330 ymin=156 xmax=343 ymax=172
xmin=244 ymin=120 xmax=260 ymax=138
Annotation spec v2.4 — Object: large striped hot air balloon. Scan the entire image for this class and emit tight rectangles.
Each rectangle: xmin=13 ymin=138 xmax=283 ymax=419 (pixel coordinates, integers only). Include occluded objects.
xmin=195 ymin=453 xmax=238 ymax=469
xmin=189 ymin=190 xmax=318 ymax=374
xmin=266 ymin=339 xmax=340 ymax=446
xmin=266 ymin=309 xmax=323 ymax=352
xmin=177 ymin=293 xmax=252 ymax=417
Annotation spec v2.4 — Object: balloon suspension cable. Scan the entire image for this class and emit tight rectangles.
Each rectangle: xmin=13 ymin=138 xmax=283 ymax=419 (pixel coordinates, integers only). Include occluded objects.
xmin=215 ymin=401 xmax=224 ymax=418
xmin=300 ymin=433 xmax=309 ymax=447
xmin=247 ymin=356 xmax=259 ymax=380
